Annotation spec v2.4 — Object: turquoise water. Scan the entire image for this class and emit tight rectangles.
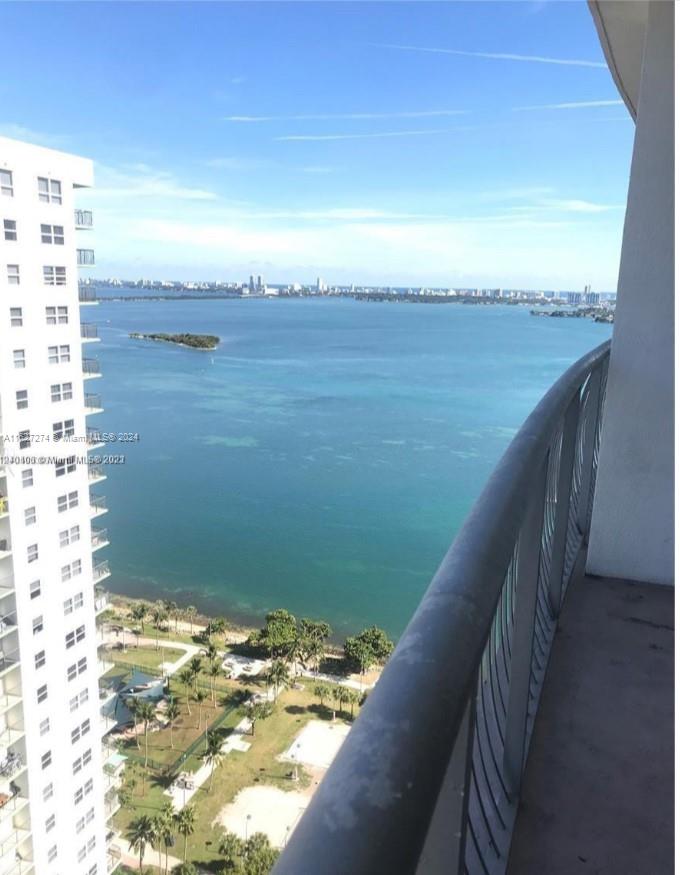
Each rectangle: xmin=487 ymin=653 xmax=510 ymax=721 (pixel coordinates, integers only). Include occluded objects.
xmin=93 ymin=296 xmax=610 ymax=640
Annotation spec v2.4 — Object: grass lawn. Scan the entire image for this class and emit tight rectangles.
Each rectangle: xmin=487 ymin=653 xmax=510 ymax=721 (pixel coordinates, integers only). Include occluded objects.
xmin=114 ymin=681 xmax=355 ymax=870
xmin=105 ymin=644 xmax=186 ymax=671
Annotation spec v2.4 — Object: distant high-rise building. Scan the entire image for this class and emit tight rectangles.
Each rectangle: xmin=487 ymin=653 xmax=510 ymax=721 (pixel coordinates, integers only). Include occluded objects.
xmin=248 ymin=275 xmax=255 ymax=294
xmin=257 ymin=274 xmax=264 ymax=292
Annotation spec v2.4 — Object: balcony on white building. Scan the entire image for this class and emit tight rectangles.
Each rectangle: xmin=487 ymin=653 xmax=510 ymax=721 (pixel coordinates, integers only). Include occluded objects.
xmin=90 ymin=496 xmax=108 ymax=519
xmin=74 ymin=209 xmax=93 ymax=229
xmin=273 ymin=4 xmax=674 ymax=875
xmin=82 ymin=358 xmax=102 ymax=379
xmin=91 ymin=528 xmax=110 ymax=552
xmin=81 ymin=323 xmax=100 ymax=343
xmin=78 ymin=285 xmax=98 ymax=305
xmin=88 ymin=463 xmax=107 ymax=484
xmin=93 ymin=561 xmax=111 ymax=585
xmin=76 ymin=248 xmax=95 ymax=267
xmin=95 ymin=590 xmax=110 ymax=616
xmin=84 ymin=393 xmax=104 ymax=414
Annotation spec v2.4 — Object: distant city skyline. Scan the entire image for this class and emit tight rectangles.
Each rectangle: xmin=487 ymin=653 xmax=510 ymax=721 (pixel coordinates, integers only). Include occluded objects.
xmin=1 ymin=1 xmax=633 ymax=289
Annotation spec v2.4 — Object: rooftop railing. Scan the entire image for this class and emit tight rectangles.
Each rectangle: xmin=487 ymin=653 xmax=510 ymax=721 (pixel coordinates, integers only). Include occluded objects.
xmin=77 ymin=248 xmax=95 ymax=266
xmin=274 ymin=341 xmax=610 ymax=875
xmin=74 ymin=209 xmax=93 ymax=229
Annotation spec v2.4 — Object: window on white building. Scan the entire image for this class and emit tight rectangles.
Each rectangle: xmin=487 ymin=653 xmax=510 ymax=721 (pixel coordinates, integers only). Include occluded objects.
xmin=21 ymin=468 xmax=33 ymax=488
xmin=45 ymin=813 xmax=55 ymax=832
xmin=24 ymin=506 xmax=36 ymax=526
xmin=47 ymin=844 xmax=57 ymax=863
xmin=35 ymin=650 xmax=46 ymax=669
xmin=55 ymin=456 xmax=76 ymax=478
xmin=57 ymin=490 xmax=78 ymax=512
xmin=40 ymin=224 xmax=65 ymax=245
xmin=38 ymin=177 xmax=62 ymax=204
xmin=37 ymin=684 xmax=47 ymax=703
xmin=27 ymin=544 xmax=38 ymax=563
xmin=53 ymin=419 xmax=75 ymax=441
xmin=29 ymin=580 xmax=41 ymax=600
xmin=46 ymin=305 xmax=68 ymax=325
xmin=19 ymin=430 xmax=31 ymax=449
xmin=7 ymin=264 xmax=19 ymax=285
xmin=9 ymin=307 xmax=22 ymax=327
xmin=43 ymin=782 xmax=54 ymax=802
xmin=13 ymin=349 xmax=25 ymax=368
xmin=15 ymin=389 xmax=28 ymax=410
xmin=43 ymin=265 xmax=66 ymax=286
xmin=40 ymin=717 xmax=50 ymax=737
xmin=47 ymin=344 xmax=70 ymax=364
xmin=32 ymin=614 xmax=43 ymax=634
xmin=3 ymin=219 xmax=16 ymax=241
xmin=0 ymin=170 xmax=13 ymax=197
xmin=51 ymin=381 xmax=73 ymax=402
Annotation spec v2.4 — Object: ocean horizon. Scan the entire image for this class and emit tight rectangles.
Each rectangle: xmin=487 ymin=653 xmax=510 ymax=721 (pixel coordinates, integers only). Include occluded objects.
xmin=93 ymin=294 xmax=611 ymax=641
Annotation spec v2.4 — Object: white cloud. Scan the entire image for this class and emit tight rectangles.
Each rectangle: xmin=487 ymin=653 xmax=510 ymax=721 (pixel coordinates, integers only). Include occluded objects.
xmin=0 ymin=123 xmax=70 ymax=148
xmin=225 ymin=109 xmax=466 ymax=122
xmin=538 ymin=198 xmax=624 ymax=213
xmin=275 ymin=128 xmax=457 ymax=142
xmin=513 ymin=99 xmax=624 ymax=111
xmin=373 ymin=43 xmax=607 ymax=68
xmin=87 ymin=164 xmax=218 ymax=202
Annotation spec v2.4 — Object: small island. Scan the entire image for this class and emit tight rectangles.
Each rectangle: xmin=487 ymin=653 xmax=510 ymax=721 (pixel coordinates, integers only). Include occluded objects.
xmin=129 ymin=332 xmax=220 ymax=350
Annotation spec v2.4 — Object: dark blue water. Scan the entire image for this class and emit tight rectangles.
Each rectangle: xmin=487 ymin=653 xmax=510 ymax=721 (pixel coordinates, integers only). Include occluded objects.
xmin=92 ymin=296 xmax=610 ymax=639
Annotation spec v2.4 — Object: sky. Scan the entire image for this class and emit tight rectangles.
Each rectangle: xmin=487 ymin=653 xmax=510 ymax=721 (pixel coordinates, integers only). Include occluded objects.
xmin=0 ymin=1 xmax=635 ymax=289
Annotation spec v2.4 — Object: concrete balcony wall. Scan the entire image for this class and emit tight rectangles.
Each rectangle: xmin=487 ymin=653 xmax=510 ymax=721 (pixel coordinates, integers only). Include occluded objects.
xmin=588 ymin=0 xmax=674 ymax=585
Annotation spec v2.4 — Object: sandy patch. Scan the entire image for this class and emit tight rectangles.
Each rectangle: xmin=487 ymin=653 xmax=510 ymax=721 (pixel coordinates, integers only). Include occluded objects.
xmin=214 ymin=786 xmax=309 ymax=848
xmin=281 ymin=720 xmax=351 ymax=770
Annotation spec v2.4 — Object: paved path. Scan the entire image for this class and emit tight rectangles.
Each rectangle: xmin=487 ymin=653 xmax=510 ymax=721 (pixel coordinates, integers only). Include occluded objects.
xmin=101 ymin=628 xmax=201 ymax=676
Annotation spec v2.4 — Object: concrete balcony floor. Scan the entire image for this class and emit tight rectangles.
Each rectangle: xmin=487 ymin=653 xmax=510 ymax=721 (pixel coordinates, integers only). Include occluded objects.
xmin=508 ymin=570 xmax=673 ymax=875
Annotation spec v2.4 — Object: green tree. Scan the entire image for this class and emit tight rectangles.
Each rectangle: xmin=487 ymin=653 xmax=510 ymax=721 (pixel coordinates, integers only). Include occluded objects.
xmin=261 ymin=609 xmax=297 ymax=658
xmin=126 ymin=697 xmax=142 ymax=750
xmin=174 ymin=805 xmax=196 ymax=862
xmin=206 ymin=642 xmax=219 ymax=664
xmin=156 ymin=801 xmax=176 ymax=874
xmin=243 ymin=832 xmax=278 ymax=875
xmin=185 ymin=605 xmax=197 ymax=635
xmin=209 ymin=661 xmax=221 ymax=706
xmin=345 ymin=689 xmax=360 ymax=718
xmin=194 ymin=689 xmax=208 ymax=730
xmin=188 ymin=655 xmax=203 ymax=691
xmin=243 ymin=700 xmax=274 ymax=736
xmin=166 ymin=697 xmax=180 ymax=750
xmin=313 ymin=683 xmax=331 ymax=710
xmin=203 ymin=730 xmax=224 ymax=792
xmin=219 ymin=830 xmax=244 ymax=873
xmin=343 ymin=636 xmax=373 ymax=679
xmin=137 ymin=700 xmax=156 ymax=768
xmin=178 ymin=668 xmax=193 ymax=716
xmin=152 ymin=602 xmax=169 ymax=649
xmin=131 ymin=603 xmax=147 ymax=633
xmin=127 ymin=814 xmax=156 ymax=871
xmin=172 ymin=864 xmax=198 ymax=875
xmin=267 ymin=659 xmax=290 ymax=697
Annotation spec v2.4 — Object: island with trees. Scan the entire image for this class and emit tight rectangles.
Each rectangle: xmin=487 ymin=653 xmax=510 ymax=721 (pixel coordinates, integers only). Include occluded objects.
xmin=129 ymin=332 xmax=220 ymax=349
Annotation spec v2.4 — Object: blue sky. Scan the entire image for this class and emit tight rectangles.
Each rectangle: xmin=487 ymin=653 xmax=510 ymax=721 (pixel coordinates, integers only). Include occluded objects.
xmin=1 ymin=1 xmax=634 ymax=288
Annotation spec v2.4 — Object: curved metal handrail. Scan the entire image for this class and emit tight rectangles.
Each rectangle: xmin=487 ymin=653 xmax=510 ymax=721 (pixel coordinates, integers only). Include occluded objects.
xmin=274 ymin=340 xmax=610 ymax=875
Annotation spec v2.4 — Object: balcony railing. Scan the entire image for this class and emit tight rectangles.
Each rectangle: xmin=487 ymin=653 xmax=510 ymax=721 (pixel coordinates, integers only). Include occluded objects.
xmin=82 ymin=358 xmax=101 ymax=377
xmin=78 ymin=286 xmax=97 ymax=304
xmin=85 ymin=393 xmax=103 ymax=412
xmin=81 ymin=323 xmax=99 ymax=340
xmin=77 ymin=248 xmax=95 ymax=266
xmin=91 ymin=528 xmax=109 ymax=550
xmin=86 ymin=427 xmax=105 ymax=448
xmin=0 ymin=650 xmax=20 ymax=676
xmin=90 ymin=496 xmax=108 ymax=517
xmin=274 ymin=341 xmax=611 ymax=875
xmin=88 ymin=464 xmax=107 ymax=483
xmin=94 ymin=560 xmax=110 ymax=582
xmin=0 ymin=614 xmax=16 ymax=639
xmin=74 ymin=209 xmax=93 ymax=229
xmin=0 ymin=577 xmax=14 ymax=598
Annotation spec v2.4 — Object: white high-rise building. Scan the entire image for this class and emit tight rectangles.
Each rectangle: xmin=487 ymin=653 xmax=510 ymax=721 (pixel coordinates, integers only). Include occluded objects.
xmin=0 ymin=136 xmax=117 ymax=875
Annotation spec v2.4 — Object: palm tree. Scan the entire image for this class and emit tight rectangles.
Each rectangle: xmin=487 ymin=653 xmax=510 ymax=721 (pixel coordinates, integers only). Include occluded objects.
xmin=218 ymin=831 xmax=244 ymax=873
xmin=164 ymin=600 xmax=179 ymax=632
xmin=131 ymin=603 xmax=147 ymax=634
xmin=313 ymin=683 xmax=331 ymax=710
xmin=203 ymin=730 xmax=224 ymax=792
xmin=331 ymin=686 xmax=343 ymax=721
xmin=338 ymin=687 xmax=350 ymax=718
xmin=138 ymin=700 xmax=156 ymax=767
xmin=132 ymin=627 xmax=141 ymax=648
xmin=345 ymin=689 xmax=360 ymax=718
xmin=244 ymin=700 xmax=274 ymax=736
xmin=185 ymin=605 xmax=197 ymax=635
xmin=157 ymin=801 xmax=175 ymax=875
xmin=126 ymin=697 xmax=142 ymax=750
xmin=267 ymin=659 xmax=289 ymax=698
xmin=206 ymin=642 xmax=218 ymax=663
xmin=188 ymin=655 xmax=203 ymax=691
xmin=166 ymin=697 xmax=181 ymax=750
xmin=128 ymin=814 xmax=156 ymax=871
xmin=174 ymin=805 xmax=196 ymax=862
xmin=209 ymin=661 xmax=221 ymax=706
xmin=152 ymin=602 xmax=168 ymax=649
xmin=151 ymin=813 xmax=164 ymax=873
xmin=178 ymin=668 xmax=193 ymax=716
xmin=194 ymin=689 xmax=208 ymax=730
